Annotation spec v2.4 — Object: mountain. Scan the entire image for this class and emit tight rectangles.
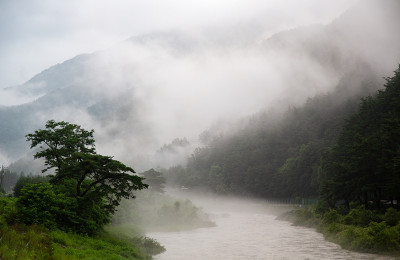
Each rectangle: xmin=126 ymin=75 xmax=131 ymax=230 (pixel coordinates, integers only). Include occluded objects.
xmin=1 ymin=0 xmax=399 ymax=172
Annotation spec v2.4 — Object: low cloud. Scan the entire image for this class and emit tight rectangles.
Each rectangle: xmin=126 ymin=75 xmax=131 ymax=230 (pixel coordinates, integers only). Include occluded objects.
xmin=0 ymin=0 xmax=354 ymax=88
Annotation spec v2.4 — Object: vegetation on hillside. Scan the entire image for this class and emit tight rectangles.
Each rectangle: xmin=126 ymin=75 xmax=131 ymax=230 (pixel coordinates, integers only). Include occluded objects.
xmin=0 ymin=195 xmax=161 ymax=259
xmin=165 ymin=64 xmax=400 ymax=253
xmin=321 ymin=66 xmax=400 ymax=209
xmin=164 ymin=65 xmax=380 ymax=199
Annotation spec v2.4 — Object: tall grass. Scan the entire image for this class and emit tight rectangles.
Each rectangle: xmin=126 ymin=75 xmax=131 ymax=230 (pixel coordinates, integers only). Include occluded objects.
xmin=0 ymin=224 xmax=53 ymax=259
xmin=51 ymin=229 xmax=149 ymax=259
xmin=0 ymin=194 xmax=159 ymax=259
xmin=0 ymin=223 xmax=151 ymax=260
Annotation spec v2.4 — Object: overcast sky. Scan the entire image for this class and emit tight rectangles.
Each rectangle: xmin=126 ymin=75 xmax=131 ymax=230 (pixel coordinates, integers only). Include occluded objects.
xmin=0 ymin=0 xmax=356 ymax=88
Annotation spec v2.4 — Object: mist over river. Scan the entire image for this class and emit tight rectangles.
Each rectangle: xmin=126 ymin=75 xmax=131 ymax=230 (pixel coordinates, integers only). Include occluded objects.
xmin=148 ymin=192 xmax=394 ymax=260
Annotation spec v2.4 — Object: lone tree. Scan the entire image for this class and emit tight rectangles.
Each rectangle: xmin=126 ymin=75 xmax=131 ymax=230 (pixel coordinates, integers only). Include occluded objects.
xmin=26 ymin=120 xmax=148 ymax=214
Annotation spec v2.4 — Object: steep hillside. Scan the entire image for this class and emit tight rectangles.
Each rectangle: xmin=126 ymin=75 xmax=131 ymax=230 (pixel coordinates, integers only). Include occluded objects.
xmin=164 ymin=64 xmax=382 ymax=197
xmin=1 ymin=0 xmax=399 ymax=170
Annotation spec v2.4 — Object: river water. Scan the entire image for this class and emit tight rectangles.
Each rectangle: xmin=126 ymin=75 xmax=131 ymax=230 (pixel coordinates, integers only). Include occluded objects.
xmin=148 ymin=194 xmax=395 ymax=260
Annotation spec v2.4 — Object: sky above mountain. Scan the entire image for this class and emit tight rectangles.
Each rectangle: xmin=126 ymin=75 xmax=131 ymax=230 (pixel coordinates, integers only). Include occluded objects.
xmin=0 ymin=0 xmax=354 ymax=88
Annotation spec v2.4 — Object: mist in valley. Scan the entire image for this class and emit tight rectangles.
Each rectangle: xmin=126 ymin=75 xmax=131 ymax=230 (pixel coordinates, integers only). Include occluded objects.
xmin=1 ymin=0 xmax=400 ymax=259
xmin=1 ymin=0 xmax=388 ymax=168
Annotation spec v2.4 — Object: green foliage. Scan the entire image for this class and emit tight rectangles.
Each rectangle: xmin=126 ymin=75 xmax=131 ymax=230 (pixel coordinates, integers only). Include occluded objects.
xmin=336 ymin=225 xmax=374 ymax=251
xmin=130 ymin=236 xmax=165 ymax=256
xmin=343 ymin=206 xmax=382 ymax=227
xmin=0 ymin=221 xmax=151 ymax=259
xmin=51 ymin=229 xmax=149 ymax=259
xmin=0 ymin=224 xmax=54 ymax=259
xmin=17 ymin=183 xmax=60 ymax=229
xmin=384 ymin=208 xmax=400 ymax=226
xmin=13 ymin=175 xmax=50 ymax=197
xmin=321 ymin=65 xmax=400 ymax=208
xmin=292 ymin=205 xmax=400 ymax=253
xmin=15 ymin=181 xmax=112 ymax=235
xmin=314 ymin=200 xmax=330 ymax=216
xmin=275 ymin=65 xmax=400 ymax=255
xmin=322 ymin=209 xmax=342 ymax=225
xmin=24 ymin=120 xmax=148 ymax=235
xmin=163 ymin=65 xmax=379 ymax=199
xmin=367 ymin=221 xmax=399 ymax=251
xmin=26 ymin=120 xmax=96 ymax=174
xmin=0 ymin=197 xmax=18 ymax=226
xmin=0 ymin=194 xmax=155 ymax=260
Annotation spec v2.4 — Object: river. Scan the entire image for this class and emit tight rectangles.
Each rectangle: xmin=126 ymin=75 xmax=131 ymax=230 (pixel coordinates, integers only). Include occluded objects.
xmin=148 ymin=193 xmax=395 ymax=260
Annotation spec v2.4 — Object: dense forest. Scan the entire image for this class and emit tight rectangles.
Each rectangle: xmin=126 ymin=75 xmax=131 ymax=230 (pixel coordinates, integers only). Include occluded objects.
xmin=321 ymin=65 xmax=400 ymax=209
xmin=165 ymin=64 xmax=399 ymax=205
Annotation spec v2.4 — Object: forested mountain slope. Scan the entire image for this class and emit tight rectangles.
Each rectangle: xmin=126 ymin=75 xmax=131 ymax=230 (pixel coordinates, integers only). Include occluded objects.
xmin=164 ymin=65 xmax=384 ymax=198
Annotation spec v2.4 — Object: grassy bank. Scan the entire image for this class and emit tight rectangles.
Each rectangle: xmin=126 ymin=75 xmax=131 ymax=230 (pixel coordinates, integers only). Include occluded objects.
xmin=281 ymin=204 xmax=400 ymax=255
xmin=0 ymin=188 xmax=215 ymax=259
xmin=0 ymin=222 xmax=165 ymax=259
xmin=0 ymin=195 xmax=164 ymax=260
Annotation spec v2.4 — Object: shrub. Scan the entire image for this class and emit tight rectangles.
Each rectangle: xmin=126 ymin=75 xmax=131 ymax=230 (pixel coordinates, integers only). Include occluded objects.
xmin=13 ymin=175 xmax=50 ymax=197
xmin=322 ymin=209 xmax=341 ymax=225
xmin=337 ymin=225 xmax=374 ymax=251
xmin=343 ymin=206 xmax=382 ymax=227
xmin=368 ymin=221 xmax=400 ymax=251
xmin=315 ymin=200 xmax=330 ymax=216
xmin=17 ymin=182 xmax=111 ymax=235
xmin=0 ymin=197 xmax=18 ymax=225
xmin=17 ymin=183 xmax=59 ymax=229
xmin=132 ymin=236 xmax=166 ymax=255
xmin=322 ymin=222 xmax=345 ymax=235
xmin=384 ymin=207 xmax=400 ymax=227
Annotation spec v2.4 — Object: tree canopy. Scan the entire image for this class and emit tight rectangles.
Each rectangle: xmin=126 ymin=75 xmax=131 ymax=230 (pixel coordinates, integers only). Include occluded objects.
xmin=23 ymin=120 xmax=147 ymax=234
xmin=163 ymin=67 xmax=379 ymax=198
xmin=321 ymin=65 xmax=400 ymax=208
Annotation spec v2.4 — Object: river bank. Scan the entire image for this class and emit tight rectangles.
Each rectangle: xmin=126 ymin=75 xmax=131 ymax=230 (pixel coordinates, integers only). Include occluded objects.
xmin=279 ymin=205 xmax=400 ymax=257
xmin=147 ymin=193 xmax=395 ymax=259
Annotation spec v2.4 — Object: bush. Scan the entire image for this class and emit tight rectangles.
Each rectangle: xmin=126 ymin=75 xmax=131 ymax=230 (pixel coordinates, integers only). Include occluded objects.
xmin=384 ymin=208 xmax=400 ymax=227
xmin=337 ymin=225 xmax=374 ymax=251
xmin=324 ymin=222 xmax=345 ymax=235
xmin=17 ymin=183 xmax=59 ymax=229
xmin=368 ymin=221 xmax=400 ymax=251
xmin=17 ymin=182 xmax=111 ymax=235
xmin=0 ymin=197 xmax=18 ymax=225
xmin=322 ymin=209 xmax=341 ymax=225
xmin=315 ymin=200 xmax=330 ymax=216
xmin=342 ymin=206 xmax=382 ymax=227
xmin=13 ymin=175 xmax=50 ymax=197
xmin=132 ymin=236 xmax=166 ymax=255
